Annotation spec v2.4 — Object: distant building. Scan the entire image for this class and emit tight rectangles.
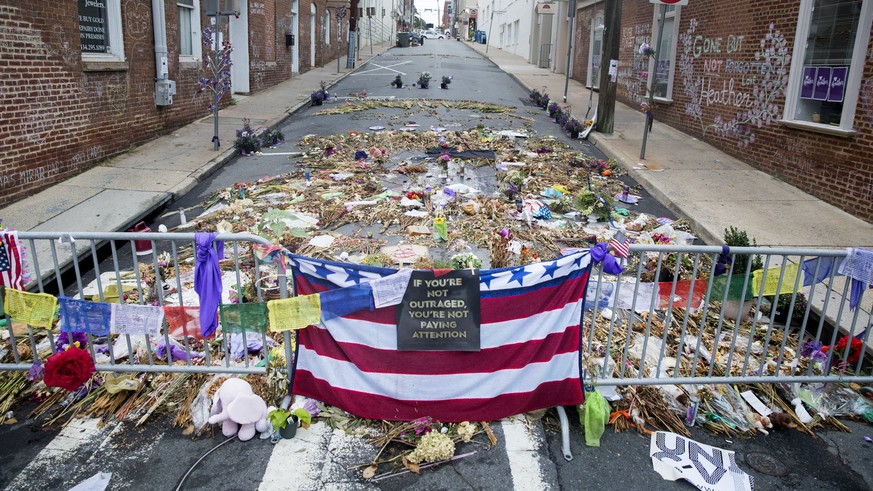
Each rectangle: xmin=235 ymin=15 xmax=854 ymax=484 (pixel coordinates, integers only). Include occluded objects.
xmin=0 ymin=0 xmax=393 ymax=207
xmin=571 ymin=0 xmax=873 ymax=224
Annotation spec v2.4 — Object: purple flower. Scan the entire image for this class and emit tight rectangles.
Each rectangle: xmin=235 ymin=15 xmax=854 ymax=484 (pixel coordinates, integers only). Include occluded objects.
xmin=801 ymin=341 xmax=827 ymax=363
xmin=56 ymin=331 xmax=88 ymax=352
xmin=412 ymin=416 xmax=433 ymax=435
xmin=303 ymin=398 xmax=320 ymax=418
xmin=27 ymin=360 xmax=44 ymax=382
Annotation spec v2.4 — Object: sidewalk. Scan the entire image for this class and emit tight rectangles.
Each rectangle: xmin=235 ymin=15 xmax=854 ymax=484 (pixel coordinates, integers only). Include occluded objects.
xmin=467 ymin=41 xmax=873 ymax=249
xmin=0 ymin=41 xmax=395 ymax=236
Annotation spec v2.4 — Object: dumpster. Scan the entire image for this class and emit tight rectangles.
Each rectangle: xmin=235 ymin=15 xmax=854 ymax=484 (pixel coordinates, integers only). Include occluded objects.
xmin=397 ymin=32 xmax=410 ymax=47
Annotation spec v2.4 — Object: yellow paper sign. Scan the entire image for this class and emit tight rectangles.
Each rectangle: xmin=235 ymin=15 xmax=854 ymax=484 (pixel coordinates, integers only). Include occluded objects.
xmin=268 ymin=294 xmax=322 ymax=332
xmin=4 ymin=288 xmax=58 ymax=328
xmin=752 ymin=263 xmax=803 ymax=297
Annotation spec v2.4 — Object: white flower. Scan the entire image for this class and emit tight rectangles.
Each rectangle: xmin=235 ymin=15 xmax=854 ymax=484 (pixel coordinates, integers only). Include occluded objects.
xmin=406 ymin=432 xmax=455 ymax=464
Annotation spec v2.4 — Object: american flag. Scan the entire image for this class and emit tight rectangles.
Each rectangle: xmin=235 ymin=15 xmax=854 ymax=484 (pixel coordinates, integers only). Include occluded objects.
xmin=287 ymin=251 xmax=592 ymax=422
xmin=0 ymin=231 xmax=24 ymax=290
xmin=609 ymin=231 xmax=630 ymax=258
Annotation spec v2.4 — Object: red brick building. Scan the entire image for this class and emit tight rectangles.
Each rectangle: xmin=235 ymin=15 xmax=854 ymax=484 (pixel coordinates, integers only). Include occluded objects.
xmin=573 ymin=0 xmax=873 ymax=224
xmin=0 ymin=0 xmax=348 ymax=207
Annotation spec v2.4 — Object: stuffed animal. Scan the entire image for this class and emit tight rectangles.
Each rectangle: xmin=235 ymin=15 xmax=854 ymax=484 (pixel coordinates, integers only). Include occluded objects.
xmin=208 ymin=378 xmax=271 ymax=441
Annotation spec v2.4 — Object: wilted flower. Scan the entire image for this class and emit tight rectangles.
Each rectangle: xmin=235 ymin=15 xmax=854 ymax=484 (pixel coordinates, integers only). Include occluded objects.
xmin=406 ymin=432 xmax=455 ymax=464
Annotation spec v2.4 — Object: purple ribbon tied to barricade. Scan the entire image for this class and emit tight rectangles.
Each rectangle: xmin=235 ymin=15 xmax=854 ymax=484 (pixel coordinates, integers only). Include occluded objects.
xmin=589 ymin=242 xmax=624 ymax=275
xmin=194 ymin=233 xmax=224 ymax=338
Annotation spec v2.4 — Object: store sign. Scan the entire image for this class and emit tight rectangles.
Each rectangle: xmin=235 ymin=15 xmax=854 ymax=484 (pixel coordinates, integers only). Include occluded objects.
xmin=537 ymin=2 xmax=557 ymax=14
xmin=78 ymin=0 xmax=109 ymax=53
xmin=396 ymin=270 xmax=480 ymax=351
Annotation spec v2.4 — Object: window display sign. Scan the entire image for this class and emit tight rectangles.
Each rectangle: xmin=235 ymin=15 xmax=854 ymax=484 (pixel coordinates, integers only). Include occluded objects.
xmin=78 ymin=0 xmax=110 ymax=53
xmin=828 ymin=67 xmax=847 ymax=103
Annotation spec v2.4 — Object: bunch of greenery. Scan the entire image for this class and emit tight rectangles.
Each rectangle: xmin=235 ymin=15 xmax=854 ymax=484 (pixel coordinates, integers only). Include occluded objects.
xmin=723 ymin=226 xmax=763 ymax=273
xmin=233 ymin=118 xmax=261 ymax=154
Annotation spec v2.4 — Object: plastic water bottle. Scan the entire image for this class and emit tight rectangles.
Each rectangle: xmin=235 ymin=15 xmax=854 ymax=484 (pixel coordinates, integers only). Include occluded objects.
xmin=685 ymin=394 xmax=700 ymax=427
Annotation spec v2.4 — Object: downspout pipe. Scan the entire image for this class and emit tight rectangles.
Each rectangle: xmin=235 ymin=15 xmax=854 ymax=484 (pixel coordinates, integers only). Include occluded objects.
xmin=152 ymin=0 xmax=169 ymax=82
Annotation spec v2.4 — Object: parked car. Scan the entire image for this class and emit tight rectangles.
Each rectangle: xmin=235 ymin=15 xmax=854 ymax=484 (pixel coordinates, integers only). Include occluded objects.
xmin=422 ymin=29 xmax=444 ymax=39
xmin=410 ymin=31 xmax=424 ymax=45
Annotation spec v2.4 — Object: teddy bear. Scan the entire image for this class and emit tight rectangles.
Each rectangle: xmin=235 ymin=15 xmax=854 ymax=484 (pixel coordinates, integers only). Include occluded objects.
xmin=208 ymin=378 xmax=271 ymax=441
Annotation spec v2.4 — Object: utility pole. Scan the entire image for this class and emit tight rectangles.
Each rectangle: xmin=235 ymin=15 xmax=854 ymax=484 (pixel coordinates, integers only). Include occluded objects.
xmin=595 ymin=0 xmax=621 ymax=134
xmin=562 ymin=0 xmax=576 ymax=103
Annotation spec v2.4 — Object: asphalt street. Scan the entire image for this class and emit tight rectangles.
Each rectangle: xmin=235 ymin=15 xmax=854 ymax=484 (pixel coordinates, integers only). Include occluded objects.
xmin=2 ymin=38 xmax=872 ymax=491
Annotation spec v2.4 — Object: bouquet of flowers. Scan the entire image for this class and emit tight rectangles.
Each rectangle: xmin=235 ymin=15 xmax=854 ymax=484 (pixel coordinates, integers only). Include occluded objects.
xmin=639 ymin=42 xmax=656 ymax=58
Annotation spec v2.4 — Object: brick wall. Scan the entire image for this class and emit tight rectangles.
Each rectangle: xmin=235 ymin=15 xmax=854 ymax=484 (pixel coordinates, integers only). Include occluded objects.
xmin=0 ymin=0 xmax=344 ymax=208
xmin=573 ymin=0 xmax=873 ymax=225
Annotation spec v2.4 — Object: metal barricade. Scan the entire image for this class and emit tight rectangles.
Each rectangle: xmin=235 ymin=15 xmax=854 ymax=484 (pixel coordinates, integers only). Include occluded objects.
xmin=2 ymin=236 xmax=871 ymax=391
xmin=2 ymin=231 xmax=294 ymax=378
xmin=583 ymin=244 xmax=872 ymax=388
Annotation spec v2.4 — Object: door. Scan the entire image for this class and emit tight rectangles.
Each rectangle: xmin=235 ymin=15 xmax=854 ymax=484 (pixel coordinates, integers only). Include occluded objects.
xmin=291 ymin=0 xmax=299 ymax=73
xmin=229 ymin=0 xmax=250 ymax=93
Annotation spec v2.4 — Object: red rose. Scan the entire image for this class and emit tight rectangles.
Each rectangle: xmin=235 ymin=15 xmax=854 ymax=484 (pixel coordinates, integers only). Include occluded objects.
xmin=823 ymin=336 xmax=864 ymax=365
xmin=44 ymin=346 xmax=96 ymax=391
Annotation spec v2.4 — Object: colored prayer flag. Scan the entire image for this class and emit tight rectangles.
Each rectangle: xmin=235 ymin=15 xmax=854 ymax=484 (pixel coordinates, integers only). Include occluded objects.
xmin=164 ymin=305 xmax=213 ymax=339
xmin=3 ymin=288 xmax=57 ymax=328
xmin=0 ymin=232 xmax=25 ymax=290
xmin=286 ymin=250 xmax=592 ymax=422
xmin=709 ymin=274 xmax=753 ymax=302
xmin=752 ymin=263 xmax=803 ymax=296
xmin=319 ymin=283 xmax=374 ymax=321
xmin=219 ymin=303 xmax=268 ymax=334
xmin=657 ymin=280 xmax=706 ymax=309
xmin=58 ymin=296 xmax=111 ymax=336
xmin=609 ymin=231 xmax=629 ymax=258
xmin=110 ymin=303 xmax=165 ymax=336
xmin=267 ymin=294 xmax=321 ymax=332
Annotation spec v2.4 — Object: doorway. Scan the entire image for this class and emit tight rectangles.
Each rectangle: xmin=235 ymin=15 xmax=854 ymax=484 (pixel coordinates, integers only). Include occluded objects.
xmin=291 ymin=0 xmax=299 ymax=73
xmin=228 ymin=0 xmax=250 ymax=93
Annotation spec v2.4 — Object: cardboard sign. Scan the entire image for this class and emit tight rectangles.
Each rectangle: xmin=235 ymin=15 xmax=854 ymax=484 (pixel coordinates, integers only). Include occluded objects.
xmin=396 ymin=270 xmax=480 ymax=351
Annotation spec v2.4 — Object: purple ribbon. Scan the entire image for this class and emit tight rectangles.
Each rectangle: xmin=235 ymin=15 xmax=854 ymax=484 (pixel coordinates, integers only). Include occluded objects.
xmin=589 ymin=242 xmax=624 ymax=275
xmin=194 ymin=233 xmax=224 ymax=338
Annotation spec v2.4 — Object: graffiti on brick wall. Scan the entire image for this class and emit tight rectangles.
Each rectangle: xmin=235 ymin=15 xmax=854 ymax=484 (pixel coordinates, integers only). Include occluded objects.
xmin=862 ymin=78 xmax=873 ymax=126
xmin=0 ymin=9 xmax=87 ymax=147
xmin=617 ymin=23 xmax=651 ymax=106
xmin=0 ymin=145 xmax=103 ymax=192
xmin=124 ymin=2 xmax=152 ymax=41
xmin=679 ymin=19 xmax=789 ymax=147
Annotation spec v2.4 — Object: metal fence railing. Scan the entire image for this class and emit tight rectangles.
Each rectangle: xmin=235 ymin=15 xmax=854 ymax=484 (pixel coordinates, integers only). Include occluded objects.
xmin=1 ymin=231 xmax=293 ymax=377
xmin=582 ymin=244 xmax=872 ymax=388
xmin=1 ymin=236 xmax=870 ymax=390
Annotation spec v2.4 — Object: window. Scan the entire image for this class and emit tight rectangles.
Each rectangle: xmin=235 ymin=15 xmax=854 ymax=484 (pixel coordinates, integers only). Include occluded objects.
xmin=648 ymin=5 xmax=679 ymax=100
xmin=588 ymin=15 xmax=603 ymax=88
xmin=513 ymin=20 xmax=519 ymax=45
xmin=324 ymin=10 xmax=331 ymax=45
xmin=178 ymin=0 xmax=202 ymax=61
xmin=78 ymin=0 xmax=125 ymax=61
xmin=507 ymin=21 xmax=513 ymax=46
xmin=784 ymin=0 xmax=872 ymax=133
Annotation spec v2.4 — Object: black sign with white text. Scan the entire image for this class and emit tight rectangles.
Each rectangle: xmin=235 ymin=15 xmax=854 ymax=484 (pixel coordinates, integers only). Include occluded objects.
xmin=396 ymin=270 xmax=480 ymax=351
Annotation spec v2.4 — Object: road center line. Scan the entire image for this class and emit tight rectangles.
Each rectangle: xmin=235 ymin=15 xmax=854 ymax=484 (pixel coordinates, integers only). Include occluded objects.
xmin=501 ymin=418 xmax=549 ymax=491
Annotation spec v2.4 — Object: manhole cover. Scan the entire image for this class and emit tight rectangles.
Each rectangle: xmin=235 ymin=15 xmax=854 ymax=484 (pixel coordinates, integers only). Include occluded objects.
xmin=744 ymin=452 xmax=789 ymax=477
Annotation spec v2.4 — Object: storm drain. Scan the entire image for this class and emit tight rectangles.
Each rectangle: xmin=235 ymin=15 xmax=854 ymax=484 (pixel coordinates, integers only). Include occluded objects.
xmin=744 ymin=451 xmax=789 ymax=477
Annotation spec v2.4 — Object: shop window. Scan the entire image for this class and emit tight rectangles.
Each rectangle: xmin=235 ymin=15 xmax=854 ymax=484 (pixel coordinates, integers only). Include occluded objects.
xmin=784 ymin=0 xmax=872 ymax=133
xmin=588 ymin=15 xmax=603 ymax=88
xmin=648 ymin=5 xmax=679 ymax=100
xmin=178 ymin=0 xmax=202 ymax=61
xmin=78 ymin=0 xmax=125 ymax=61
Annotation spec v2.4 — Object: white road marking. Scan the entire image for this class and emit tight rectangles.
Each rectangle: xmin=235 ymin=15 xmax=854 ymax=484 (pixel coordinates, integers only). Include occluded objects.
xmin=5 ymin=419 xmax=115 ymax=490
xmin=351 ymin=61 xmax=411 ymax=76
xmin=502 ymin=418 xmax=550 ymax=491
xmin=259 ymin=422 xmax=332 ymax=491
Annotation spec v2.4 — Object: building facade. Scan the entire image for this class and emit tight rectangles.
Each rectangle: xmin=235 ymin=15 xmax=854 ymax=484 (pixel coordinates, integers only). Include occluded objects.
xmin=573 ymin=0 xmax=873 ymax=224
xmin=0 ymin=0 xmax=393 ymax=208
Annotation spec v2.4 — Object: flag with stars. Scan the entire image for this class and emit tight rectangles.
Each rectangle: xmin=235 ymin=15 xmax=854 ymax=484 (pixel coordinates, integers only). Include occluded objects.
xmin=286 ymin=250 xmax=592 ymax=422
xmin=609 ymin=231 xmax=630 ymax=258
xmin=0 ymin=231 xmax=24 ymax=290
